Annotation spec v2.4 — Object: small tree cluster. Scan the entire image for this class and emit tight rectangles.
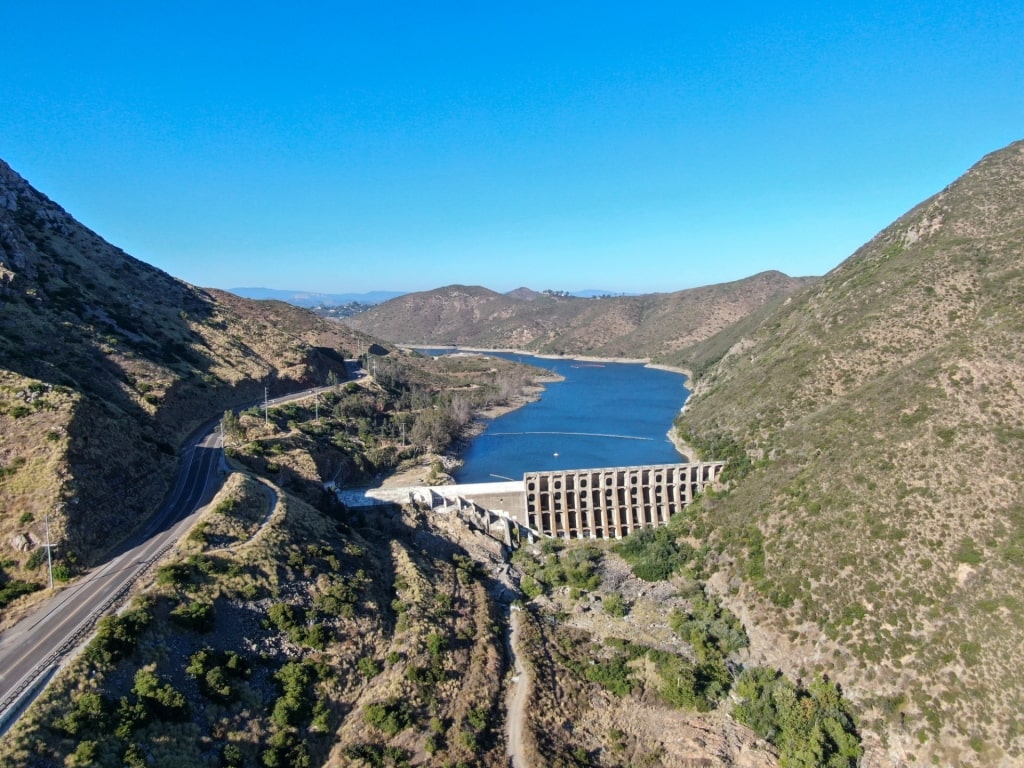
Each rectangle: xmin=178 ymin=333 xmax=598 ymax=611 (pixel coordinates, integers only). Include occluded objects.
xmin=732 ymin=669 xmax=863 ymax=767
xmin=185 ymin=646 xmax=250 ymax=701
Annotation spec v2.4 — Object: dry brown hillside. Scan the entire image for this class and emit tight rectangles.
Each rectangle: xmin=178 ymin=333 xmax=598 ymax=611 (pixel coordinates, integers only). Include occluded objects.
xmin=342 ymin=272 xmax=813 ymax=361
xmin=0 ymin=158 xmax=368 ymax=582
xmin=675 ymin=139 xmax=1024 ymax=766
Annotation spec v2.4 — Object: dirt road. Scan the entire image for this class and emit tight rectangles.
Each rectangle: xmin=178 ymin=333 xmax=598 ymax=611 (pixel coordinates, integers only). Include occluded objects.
xmin=506 ymin=606 xmax=531 ymax=768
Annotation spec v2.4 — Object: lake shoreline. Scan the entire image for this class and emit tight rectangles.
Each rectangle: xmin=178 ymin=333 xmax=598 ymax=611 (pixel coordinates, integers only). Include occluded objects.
xmin=409 ymin=343 xmax=694 ymax=379
xmin=381 ymin=346 xmax=693 ymax=487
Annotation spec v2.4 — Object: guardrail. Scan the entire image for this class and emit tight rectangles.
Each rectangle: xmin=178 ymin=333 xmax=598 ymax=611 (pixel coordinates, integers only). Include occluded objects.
xmin=0 ymin=540 xmax=174 ymax=734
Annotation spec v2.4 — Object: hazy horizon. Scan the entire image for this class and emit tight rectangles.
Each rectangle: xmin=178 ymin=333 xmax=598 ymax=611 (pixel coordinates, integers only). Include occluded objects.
xmin=3 ymin=2 xmax=1022 ymax=295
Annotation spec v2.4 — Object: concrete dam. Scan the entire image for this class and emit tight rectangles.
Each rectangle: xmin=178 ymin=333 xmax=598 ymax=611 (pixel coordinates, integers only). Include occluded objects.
xmin=360 ymin=461 xmax=725 ymax=542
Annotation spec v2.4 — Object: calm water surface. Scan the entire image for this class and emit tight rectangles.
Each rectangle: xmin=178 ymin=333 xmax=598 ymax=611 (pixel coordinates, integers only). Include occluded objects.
xmin=425 ymin=351 xmax=690 ymax=483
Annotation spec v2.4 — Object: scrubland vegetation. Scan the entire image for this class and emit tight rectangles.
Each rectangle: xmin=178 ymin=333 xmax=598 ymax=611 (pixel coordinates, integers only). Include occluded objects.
xmin=0 ymin=471 xmax=512 ymax=768
xmin=510 ymin=522 xmax=862 ymax=767
xmin=672 ymin=142 xmax=1024 ymax=765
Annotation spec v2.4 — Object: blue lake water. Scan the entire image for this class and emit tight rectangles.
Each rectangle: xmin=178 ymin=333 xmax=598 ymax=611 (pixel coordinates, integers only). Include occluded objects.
xmin=424 ymin=351 xmax=691 ymax=483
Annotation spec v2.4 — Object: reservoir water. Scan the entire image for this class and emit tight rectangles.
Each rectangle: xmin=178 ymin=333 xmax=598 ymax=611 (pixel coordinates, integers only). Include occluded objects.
xmin=425 ymin=351 xmax=690 ymax=483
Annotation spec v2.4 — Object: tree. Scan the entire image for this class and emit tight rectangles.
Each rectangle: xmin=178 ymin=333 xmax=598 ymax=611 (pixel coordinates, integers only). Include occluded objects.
xmin=221 ymin=410 xmax=243 ymax=442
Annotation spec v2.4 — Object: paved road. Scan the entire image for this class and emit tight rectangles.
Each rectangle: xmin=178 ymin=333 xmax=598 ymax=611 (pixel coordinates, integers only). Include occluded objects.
xmin=0 ymin=423 xmax=224 ymax=733
xmin=0 ymin=383 xmax=333 ymax=733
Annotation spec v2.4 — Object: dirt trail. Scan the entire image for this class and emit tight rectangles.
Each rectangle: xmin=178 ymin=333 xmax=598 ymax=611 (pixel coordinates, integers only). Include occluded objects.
xmin=506 ymin=606 xmax=531 ymax=768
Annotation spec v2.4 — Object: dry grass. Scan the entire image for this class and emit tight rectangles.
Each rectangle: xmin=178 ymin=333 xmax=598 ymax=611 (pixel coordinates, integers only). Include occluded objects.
xmin=0 ymin=464 xmax=517 ymax=768
xmin=509 ymin=542 xmax=779 ymax=768
xmin=676 ymin=141 xmax=1024 ymax=766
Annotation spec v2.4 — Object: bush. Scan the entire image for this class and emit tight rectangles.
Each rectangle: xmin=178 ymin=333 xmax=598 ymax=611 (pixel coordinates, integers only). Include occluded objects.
xmin=585 ymin=655 xmax=634 ymax=696
xmin=615 ymin=526 xmax=694 ymax=581
xmin=602 ymin=593 xmax=627 ymax=617
xmin=170 ymin=600 xmax=215 ymax=632
xmin=83 ymin=600 xmax=153 ymax=666
xmin=186 ymin=647 xmax=250 ymax=701
xmin=648 ymin=649 xmax=729 ymax=712
xmin=156 ymin=562 xmax=192 ymax=587
xmin=357 ymin=656 xmax=382 ymax=678
xmin=267 ymin=602 xmax=302 ymax=632
xmin=364 ymin=699 xmax=412 ymax=735
xmin=732 ymin=669 xmax=862 ymax=766
xmin=69 ymin=740 xmax=99 ymax=766
xmin=0 ymin=577 xmax=40 ymax=609
xmin=25 ymin=548 xmax=46 ymax=569
xmin=520 ymin=575 xmax=543 ymax=600
xmin=670 ymin=587 xmax=748 ymax=659
xmin=270 ymin=661 xmax=317 ymax=729
xmin=54 ymin=691 xmax=108 ymax=737
xmin=132 ymin=668 xmax=188 ymax=721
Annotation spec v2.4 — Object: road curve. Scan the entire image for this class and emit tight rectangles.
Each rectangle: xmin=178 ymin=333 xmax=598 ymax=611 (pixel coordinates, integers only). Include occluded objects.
xmin=0 ymin=384 xmax=329 ymax=733
xmin=0 ymin=424 xmax=224 ymax=733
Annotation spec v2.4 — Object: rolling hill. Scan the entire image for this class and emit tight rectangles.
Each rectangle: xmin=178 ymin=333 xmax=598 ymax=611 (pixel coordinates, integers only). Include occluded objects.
xmin=675 ymin=139 xmax=1024 ymax=765
xmin=341 ymin=272 xmax=814 ymax=364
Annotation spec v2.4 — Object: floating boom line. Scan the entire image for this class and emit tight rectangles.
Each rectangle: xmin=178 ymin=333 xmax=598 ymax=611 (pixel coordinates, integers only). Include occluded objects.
xmin=482 ymin=431 xmax=653 ymax=441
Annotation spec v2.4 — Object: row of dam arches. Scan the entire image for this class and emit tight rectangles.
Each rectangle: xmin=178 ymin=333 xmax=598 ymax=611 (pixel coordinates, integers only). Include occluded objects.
xmin=522 ymin=462 xmax=724 ymax=539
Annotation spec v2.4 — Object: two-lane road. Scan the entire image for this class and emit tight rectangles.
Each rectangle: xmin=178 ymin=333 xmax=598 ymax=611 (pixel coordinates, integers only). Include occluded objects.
xmin=0 ymin=424 xmax=225 ymax=732
xmin=0 ymin=383 xmax=336 ymax=733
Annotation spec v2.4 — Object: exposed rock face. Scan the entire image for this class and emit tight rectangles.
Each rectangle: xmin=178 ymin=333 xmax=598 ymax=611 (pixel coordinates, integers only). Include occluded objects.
xmin=8 ymin=533 xmax=35 ymax=552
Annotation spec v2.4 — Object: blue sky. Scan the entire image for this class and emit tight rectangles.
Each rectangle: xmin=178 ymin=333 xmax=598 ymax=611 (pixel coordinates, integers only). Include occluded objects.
xmin=2 ymin=2 xmax=1022 ymax=295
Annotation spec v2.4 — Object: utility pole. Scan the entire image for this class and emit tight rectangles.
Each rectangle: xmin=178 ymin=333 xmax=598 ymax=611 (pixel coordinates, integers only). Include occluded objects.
xmin=264 ymin=386 xmax=269 ymax=427
xmin=44 ymin=509 xmax=54 ymax=590
xmin=314 ymin=393 xmax=319 ymax=423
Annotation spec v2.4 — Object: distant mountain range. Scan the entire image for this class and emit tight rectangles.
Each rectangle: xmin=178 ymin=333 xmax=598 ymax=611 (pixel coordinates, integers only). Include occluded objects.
xmin=228 ymin=286 xmax=628 ymax=308
xmin=227 ymin=287 xmax=407 ymax=307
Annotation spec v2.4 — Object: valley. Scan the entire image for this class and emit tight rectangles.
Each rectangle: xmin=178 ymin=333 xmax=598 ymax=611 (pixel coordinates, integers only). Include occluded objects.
xmin=1 ymin=139 xmax=1024 ymax=766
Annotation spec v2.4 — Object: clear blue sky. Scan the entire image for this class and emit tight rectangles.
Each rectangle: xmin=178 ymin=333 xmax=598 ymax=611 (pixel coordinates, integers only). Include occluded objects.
xmin=2 ymin=2 xmax=1022 ymax=295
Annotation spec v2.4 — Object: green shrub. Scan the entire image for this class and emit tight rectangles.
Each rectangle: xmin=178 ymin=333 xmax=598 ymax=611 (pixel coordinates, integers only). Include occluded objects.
xmin=615 ymin=526 xmax=694 ymax=581
xmin=584 ymin=652 xmax=635 ymax=697
xmin=132 ymin=668 xmax=188 ymax=721
xmin=69 ymin=740 xmax=99 ymax=766
xmin=732 ymin=669 xmax=862 ymax=766
xmin=364 ymin=699 xmax=412 ymax=735
xmin=53 ymin=691 xmax=108 ymax=737
xmin=267 ymin=602 xmax=302 ymax=632
xmin=155 ymin=562 xmax=192 ymax=587
xmin=83 ymin=599 xmax=153 ymax=666
xmin=955 ymin=536 xmax=982 ymax=565
xmin=186 ymin=647 xmax=250 ymax=701
xmin=602 ymin=593 xmax=627 ymax=617
xmin=648 ymin=649 xmax=729 ymax=711
xmin=170 ymin=600 xmax=215 ymax=632
xmin=357 ymin=656 xmax=382 ymax=678
xmin=270 ymin=661 xmax=318 ymax=729
xmin=669 ymin=587 xmax=748 ymax=659
xmin=0 ymin=577 xmax=40 ymax=609
xmin=520 ymin=575 xmax=543 ymax=599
